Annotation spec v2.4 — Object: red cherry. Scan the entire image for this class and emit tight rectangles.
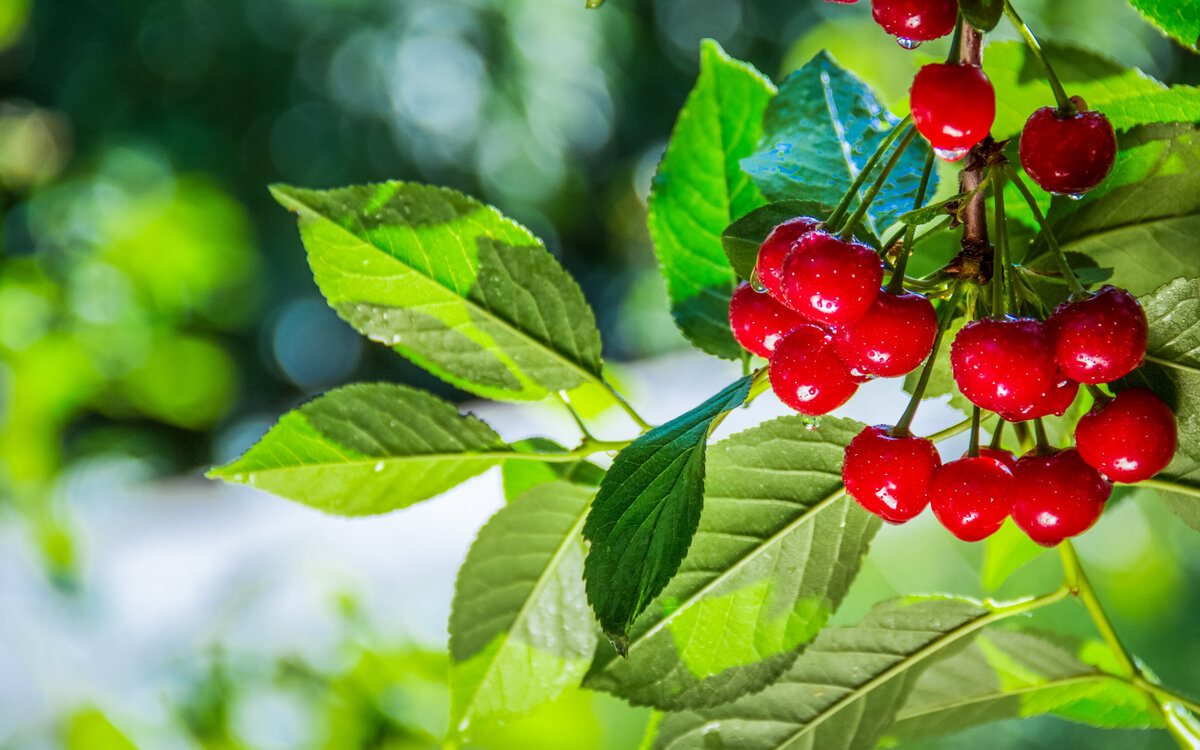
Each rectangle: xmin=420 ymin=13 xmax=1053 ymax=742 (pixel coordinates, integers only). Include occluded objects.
xmin=833 ymin=290 xmax=937 ymax=378
xmin=729 ymin=282 xmax=808 ymax=358
xmin=871 ymin=0 xmax=958 ymax=42
xmin=843 ymin=425 xmax=941 ymax=523
xmin=910 ymin=63 xmax=995 ymax=160
xmin=1075 ymin=388 xmax=1177 ymax=483
xmin=756 ymin=216 xmax=820 ymax=302
xmin=931 ymin=455 xmax=1014 ymax=542
xmin=769 ymin=324 xmax=857 ymax=415
xmin=1012 ymin=449 xmax=1111 ymax=546
xmin=1048 ymin=286 xmax=1148 ymax=384
xmin=979 ymin=447 xmax=1018 ymax=470
xmin=996 ymin=375 xmax=1079 ymax=422
xmin=779 ymin=231 xmax=883 ymax=326
xmin=950 ymin=317 xmax=1058 ymax=414
xmin=1019 ymin=104 xmax=1117 ymax=196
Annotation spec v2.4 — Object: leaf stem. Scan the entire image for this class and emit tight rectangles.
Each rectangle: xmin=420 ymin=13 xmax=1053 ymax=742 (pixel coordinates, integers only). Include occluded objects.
xmin=602 ymin=379 xmax=653 ymax=432
xmin=1137 ymin=679 xmax=1200 ymax=719
xmin=555 ymin=392 xmax=597 ymax=441
xmin=838 ymin=127 xmax=918 ymax=241
xmin=894 ymin=284 xmax=965 ymax=434
xmin=1006 ymin=166 xmax=1088 ymax=297
xmin=824 ymin=115 xmax=915 ymax=234
xmin=1141 ymin=477 xmax=1200 ymax=499
xmin=1058 ymin=540 xmax=1138 ymax=678
xmin=1003 ymin=0 xmax=1074 ymax=114
xmin=1145 ymin=354 xmax=1200 ymax=377
xmin=887 ymin=148 xmax=937 ymax=295
xmin=924 ymin=411 xmax=995 ymax=444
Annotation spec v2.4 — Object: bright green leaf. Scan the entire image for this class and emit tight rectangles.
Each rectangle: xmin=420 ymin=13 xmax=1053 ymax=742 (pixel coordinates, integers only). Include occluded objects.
xmin=583 ymin=376 xmax=753 ymax=651
xmin=1103 ymin=86 xmax=1200 ymax=130
xmin=981 ymin=519 xmax=1049 ymax=591
xmin=449 ymin=482 xmax=599 ymax=734
xmin=210 ymin=383 xmax=506 ymax=516
xmin=651 ymin=596 xmax=992 ymax=750
xmin=271 ymin=182 xmax=604 ymax=401
xmin=585 ymin=416 xmax=880 ymax=710
xmin=1128 ymin=0 xmax=1200 ymax=52
xmin=501 ymin=438 xmax=605 ymax=502
xmin=64 ymin=710 xmax=138 ymax=750
xmin=742 ymin=51 xmax=936 ymax=238
xmin=648 ymin=39 xmax=775 ymax=359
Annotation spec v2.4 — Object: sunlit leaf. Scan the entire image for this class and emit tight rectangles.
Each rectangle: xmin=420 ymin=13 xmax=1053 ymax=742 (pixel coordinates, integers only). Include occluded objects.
xmin=501 ymin=438 xmax=605 ymax=502
xmin=1127 ymin=0 xmax=1200 ymax=52
xmin=982 ymin=519 xmax=1049 ymax=591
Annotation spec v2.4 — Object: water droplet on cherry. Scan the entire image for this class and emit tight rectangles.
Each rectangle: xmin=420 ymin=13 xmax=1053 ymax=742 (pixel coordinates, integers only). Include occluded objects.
xmin=749 ymin=267 xmax=768 ymax=293
xmin=896 ymin=37 xmax=921 ymax=50
xmin=933 ymin=146 xmax=970 ymax=161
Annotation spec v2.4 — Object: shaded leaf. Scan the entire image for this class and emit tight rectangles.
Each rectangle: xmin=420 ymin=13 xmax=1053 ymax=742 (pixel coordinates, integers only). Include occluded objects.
xmin=449 ymin=482 xmax=598 ymax=733
xmin=585 ymin=416 xmax=880 ymax=709
xmin=1128 ymin=0 xmax=1200 ymax=52
xmin=651 ymin=597 xmax=993 ymax=750
xmin=959 ymin=0 xmax=1003 ymax=31
xmin=583 ymin=376 xmax=753 ymax=651
xmin=210 ymin=383 xmax=505 ymax=515
xmin=742 ymin=51 xmax=936 ymax=238
xmin=648 ymin=39 xmax=775 ymax=359
xmin=272 ymin=182 xmax=603 ymax=401
xmin=721 ymin=200 xmax=836 ymax=281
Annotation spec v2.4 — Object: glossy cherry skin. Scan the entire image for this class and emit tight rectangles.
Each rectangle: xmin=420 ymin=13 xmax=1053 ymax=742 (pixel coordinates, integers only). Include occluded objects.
xmin=1075 ymin=388 xmax=1177 ymax=483
xmin=1019 ymin=105 xmax=1117 ymax=196
xmin=769 ymin=324 xmax=857 ymax=415
xmin=833 ymin=290 xmax=937 ymax=378
xmin=931 ymin=455 xmax=1014 ymax=542
xmin=979 ymin=447 xmax=1018 ymax=470
xmin=729 ymin=282 xmax=809 ymax=359
xmin=910 ymin=63 xmax=995 ymax=159
xmin=843 ymin=425 xmax=941 ymax=523
xmin=950 ymin=317 xmax=1058 ymax=414
xmin=871 ymin=0 xmax=958 ymax=42
xmin=1048 ymin=286 xmax=1148 ymax=384
xmin=779 ymin=231 xmax=883 ymax=326
xmin=756 ymin=216 xmax=821 ymax=302
xmin=1012 ymin=449 xmax=1112 ymax=547
xmin=996 ymin=375 xmax=1079 ymax=422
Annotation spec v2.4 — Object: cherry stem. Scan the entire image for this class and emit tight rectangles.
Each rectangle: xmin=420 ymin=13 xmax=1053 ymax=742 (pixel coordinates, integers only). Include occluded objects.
xmin=1141 ymin=477 xmax=1200 ymax=500
xmin=886 ymin=149 xmax=937 ymax=295
xmin=1006 ymin=167 xmax=1089 ymax=297
xmin=967 ymin=406 xmax=981 ymax=457
xmin=825 ymin=115 xmax=915 ymax=235
xmin=839 ymin=126 xmax=918 ymax=242
xmin=991 ymin=171 xmax=1009 ymax=316
xmin=1085 ymin=383 xmax=1113 ymax=407
xmin=989 ymin=419 xmax=1005 ymax=450
xmin=1003 ymin=1 xmax=1075 ymax=115
xmin=1033 ymin=417 xmax=1051 ymax=451
xmin=894 ymin=284 xmax=965 ymax=433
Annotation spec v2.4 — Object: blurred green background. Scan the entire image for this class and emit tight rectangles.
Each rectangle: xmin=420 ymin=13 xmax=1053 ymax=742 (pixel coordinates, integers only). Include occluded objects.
xmin=0 ymin=0 xmax=1197 ymax=747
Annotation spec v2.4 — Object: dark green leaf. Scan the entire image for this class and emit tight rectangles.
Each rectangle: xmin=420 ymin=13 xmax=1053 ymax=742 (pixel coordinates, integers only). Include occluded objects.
xmin=884 ymin=627 xmax=1160 ymax=743
xmin=585 ymin=415 xmax=880 ymax=709
xmin=651 ymin=597 xmax=993 ymax=750
xmin=742 ymin=51 xmax=936 ymax=237
xmin=271 ymin=182 xmax=604 ymax=401
xmin=583 ymin=376 xmax=753 ymax=651
xmin=1128 ymin=0 xmax=1200 ymax=52
xmin=648 ymin=39 xmax=775 ymax=359
xmin=209 ymin=383 xmax=507 ymax=515
xmin=449 ymin=482 xmax=598 ymax=734
xmin=501 ymin=438 xmax=605 ymax=502
xmin=721 ymin=200 xmax=836 ymax=281
xmin=959 ymin=0 xmax=1003 ymax=31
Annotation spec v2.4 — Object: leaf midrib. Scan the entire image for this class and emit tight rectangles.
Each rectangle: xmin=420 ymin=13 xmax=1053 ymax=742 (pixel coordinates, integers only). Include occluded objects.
xmin=275 ymin=187 xmax=605 ymax=391
xmin=213 ymin=450 xmax=553 ymax=478
xmin=890 ymin=673 xmax=1117 ymax=728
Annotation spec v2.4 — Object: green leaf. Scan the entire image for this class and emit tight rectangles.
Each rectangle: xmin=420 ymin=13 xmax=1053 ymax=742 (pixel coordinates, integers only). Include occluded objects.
xmin=585 ymin=416 xmax=880 ymax=710
xmin=501 ymin=438 xmax=605 ymax=502
xmin=884 ymin=627 xmax=1160 ymax=744
xmin=449 ymin=481 xmax=599 ymax=734
xmin=583 ymin=376 xmax=753 ymax=651
xmin=648 ymin=39 xmax=775 ymax=359
xmin=959 ymin=0 xmax=1003 ymax=31
xmin=65 ymin=710 xmax=138 ymax=750
xmin=981 ymin=519 xmax=1049 ymax=591
xmin=650 ymin=596 xmax=993 ymax=750
xmin=1128 ymin=0 xmax=1200 ymax=52
xmin=742 ymin=51 xmax=936 ymax=238
xmin=271 ymin=182 xmax=604 ymax=402
xmin=1102 ymin=86 xmax=1200 ymax=130
xmin=721 ymin=200 xmax=836 ymax=282
xmin=209 ymin=383 xmax=506 ymax=516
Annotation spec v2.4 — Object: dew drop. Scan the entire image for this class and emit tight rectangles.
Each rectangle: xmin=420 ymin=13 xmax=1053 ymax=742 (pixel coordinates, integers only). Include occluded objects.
xmin=749 ymin=267 xmax=768 ymax=293
xmin=934 ymin=146 xmax=970 ymax=161
xmin=1066 ymin=193 xmax=1085 ymax=201
xmin=802 ymin=416 xmax=822 ymax=432
xmin=374 ymin=461 xmax=385 ymax=472
xmin=896 ymin=37 xmax=922 ymax=50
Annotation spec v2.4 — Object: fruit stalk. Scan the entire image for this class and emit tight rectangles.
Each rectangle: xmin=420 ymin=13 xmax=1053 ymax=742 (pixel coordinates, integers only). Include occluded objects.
xmin=1003 ymin=0 xmax=1074 ymax=114
xmin=824 ymin=115 xmax=914 ymax=233
xmin=886 ymin=149 xmax=937 ymax=295
xmin=839 ymin=126 xmax=918 ymax=240
xmin=1007 ymin=166 xmax=1089 ymax=297
xmin=894 ymin=284 xmax=965 ymax=433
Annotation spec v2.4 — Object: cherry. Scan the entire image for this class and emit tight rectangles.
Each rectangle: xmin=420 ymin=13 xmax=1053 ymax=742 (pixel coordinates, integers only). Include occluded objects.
xmin=871 ymin=0 xmax=958 ymax=43
xmin=931 ymin=455 xmax=1014 ymax=542
xmin=1019 ymin=102 xmax=1117 ymax=196
xmin=1011 ymin=449 xmax=1112 ymax=546
xmin=833 ymin=290 xmax=937 ymax=378
xmin=769 ymin=324 xmax=857 ymax=415
xmin=756 ymin=216 xmax=820 ymax=302
xmin=1048 ymin=285 xmax=1148 ymax=384
xmin=779 ymin=231 xmax=883 ymax=326
xmin=843 ymin=425 xmax=941 ymax=523
xmin=1075 ymin=388 xmax=1177 ymax=483
xmin=729 ymin=282 xmax=808 ymax=358
xmin=996 ymin=375 xmax=1079 ymax=422
xmin=950 ymin=317 xmax=1058 ymax=414
xmin=979 ymin=447 xmax=1018 ymax=470
xmin=910 ymin=63 xmax=995 ymax=160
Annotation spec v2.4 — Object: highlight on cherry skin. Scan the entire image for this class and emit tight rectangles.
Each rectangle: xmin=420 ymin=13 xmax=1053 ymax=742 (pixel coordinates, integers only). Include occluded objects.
xmin=870 ymin=0 xmax=958 ymax=45
xmin=1019 ymin=98 xmax=1118 ymax=197
xmin=843 ymin=425 xmax=941 ymax=524
xmin=910 ymin=62 xmax=996 ymax=160
xmin=1075 ymin=388 xmax=1178 ymax=484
